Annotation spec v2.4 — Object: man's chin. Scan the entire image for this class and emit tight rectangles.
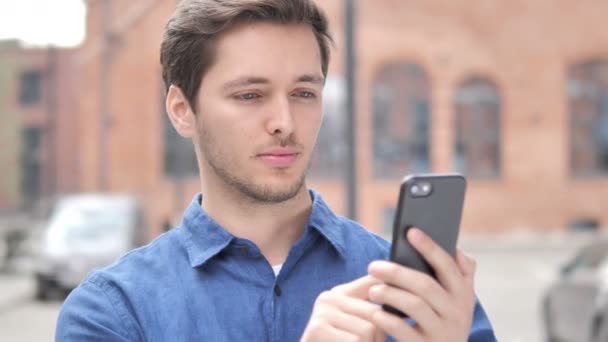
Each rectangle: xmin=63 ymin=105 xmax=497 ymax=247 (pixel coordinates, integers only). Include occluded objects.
xmin=240 ymin=178 xmax=306 ymax=203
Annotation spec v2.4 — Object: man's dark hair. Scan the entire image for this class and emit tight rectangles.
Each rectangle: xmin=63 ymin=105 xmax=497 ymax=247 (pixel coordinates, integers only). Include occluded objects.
xmin=160 ymin=0 xmax=333 ymax=111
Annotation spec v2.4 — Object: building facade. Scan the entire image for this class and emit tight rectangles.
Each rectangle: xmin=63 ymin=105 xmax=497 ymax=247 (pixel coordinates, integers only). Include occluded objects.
xmin=0 ymin=40 xmax=80 ymax=212
xmin=6 ymin=0 xmax=608 ymax=238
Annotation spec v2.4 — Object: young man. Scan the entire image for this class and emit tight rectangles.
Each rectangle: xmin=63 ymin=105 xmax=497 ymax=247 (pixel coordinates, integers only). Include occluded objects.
xmin=56 ymin=1 xmax=496 ymax=341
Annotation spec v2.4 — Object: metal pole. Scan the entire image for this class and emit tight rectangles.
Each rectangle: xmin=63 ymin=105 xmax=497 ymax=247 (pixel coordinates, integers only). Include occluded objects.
xmin=99 ymin=0 xmax=112 ymax=191
xmin=344 ymin=0 xmax=358 ymax=220
xmin=46 ymin=46 xmax=58 ymax=199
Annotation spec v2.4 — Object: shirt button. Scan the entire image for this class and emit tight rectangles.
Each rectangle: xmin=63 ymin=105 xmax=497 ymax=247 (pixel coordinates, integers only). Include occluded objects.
xmin=274 ymin=285 xmax=282 ymax=297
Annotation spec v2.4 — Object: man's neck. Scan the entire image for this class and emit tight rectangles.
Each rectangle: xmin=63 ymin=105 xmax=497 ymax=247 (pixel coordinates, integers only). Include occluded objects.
xmin=200 ymin=180 xmax=312 ymax=265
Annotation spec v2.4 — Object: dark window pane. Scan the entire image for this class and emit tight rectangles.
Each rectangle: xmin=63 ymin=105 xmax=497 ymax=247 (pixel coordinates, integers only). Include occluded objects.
xmin=453 ymin=77 xmax=501 ymax=178
xmin=21 ymin=127 xmax=42 ymax=207
xmin=568 ymin=59 xmax=608 ymax=176
xmin=309 ymin=76 xmax=346 ymax=179
xmin=372 ymin=63 xmax=431 ymax=178
xmin=19 ymin=70 xmax=41 ymax=105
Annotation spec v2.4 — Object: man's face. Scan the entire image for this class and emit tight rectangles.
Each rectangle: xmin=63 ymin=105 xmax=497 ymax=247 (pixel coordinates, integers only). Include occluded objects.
xmin=194 ymin=22 xmax=324 ymax=203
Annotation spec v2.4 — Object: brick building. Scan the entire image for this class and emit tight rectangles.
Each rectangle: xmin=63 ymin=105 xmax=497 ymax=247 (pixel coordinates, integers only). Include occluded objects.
xmin=0 ymin=40 xmax=80 ymax=211
xmin=35 ymin=0 xmax=608 ymax=238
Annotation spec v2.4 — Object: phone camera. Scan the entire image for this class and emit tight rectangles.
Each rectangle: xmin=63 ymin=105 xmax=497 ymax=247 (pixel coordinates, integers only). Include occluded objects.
xmin=410 ymin=184 xmax=420 ymax=195
xmin=410 ymin=182 xmax=432 ymax=197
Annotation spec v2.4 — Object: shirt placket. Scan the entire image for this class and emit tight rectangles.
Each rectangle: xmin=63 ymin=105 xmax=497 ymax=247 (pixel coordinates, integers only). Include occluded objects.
xmin=233 ymin=242 xmax=278 ymax=341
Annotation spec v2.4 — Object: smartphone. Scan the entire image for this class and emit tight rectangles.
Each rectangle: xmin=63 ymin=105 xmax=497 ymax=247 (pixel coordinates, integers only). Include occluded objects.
xmin=383 ymin=173 xmax=467 ymax=317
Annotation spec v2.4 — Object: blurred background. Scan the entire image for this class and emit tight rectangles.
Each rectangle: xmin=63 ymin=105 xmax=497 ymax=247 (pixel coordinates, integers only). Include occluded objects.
xmin=1 ymin=0 xmax=608 ymax=341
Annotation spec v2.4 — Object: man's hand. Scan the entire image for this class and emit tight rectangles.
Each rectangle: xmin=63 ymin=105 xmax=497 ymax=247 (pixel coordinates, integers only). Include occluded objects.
xmin=367 ymin=228 xmax=477 ymax=342
xmin=301 ymin=275 xmax=386 ymax=342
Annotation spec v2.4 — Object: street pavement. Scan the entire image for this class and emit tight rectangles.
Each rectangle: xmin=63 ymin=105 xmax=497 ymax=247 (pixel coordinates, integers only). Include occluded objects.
xmin=464 ymin=233 xmax=589 ymax=342
xmin=0 ymin=273 xmax=61 ymax=341
xmin=0 ymin=232 xmax=594 ymax=342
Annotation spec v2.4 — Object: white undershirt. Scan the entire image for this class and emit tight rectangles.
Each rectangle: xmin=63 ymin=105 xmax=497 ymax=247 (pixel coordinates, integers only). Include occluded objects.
xmin=272 ymin=264 xmax=283 ymax=276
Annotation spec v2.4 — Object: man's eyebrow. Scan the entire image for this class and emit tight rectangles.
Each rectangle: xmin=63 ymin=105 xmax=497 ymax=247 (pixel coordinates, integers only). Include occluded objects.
xmin=295 ymin=74 xmax=325 ymax=85
xmin=222 ymin=74 xmax=325 ymax=90
xmin=222 ymin=77 xmax=270 ymax=90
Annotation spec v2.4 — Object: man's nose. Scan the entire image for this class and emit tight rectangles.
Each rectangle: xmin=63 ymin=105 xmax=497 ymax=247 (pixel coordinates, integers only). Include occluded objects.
xmin=265 ymin=95 xmax=295 ymax=137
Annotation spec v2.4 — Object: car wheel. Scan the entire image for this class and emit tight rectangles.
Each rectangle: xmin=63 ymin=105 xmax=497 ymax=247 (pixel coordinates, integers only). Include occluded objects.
xmin=0 ymin=236 xmax=8 ymax=270
xmin=542 ymin=297 xmax=559 ymax=342
xmin=592 ymin=316 xmax=608 ymax=342
xmin=35 ymin=275 xmax=51 ymax=301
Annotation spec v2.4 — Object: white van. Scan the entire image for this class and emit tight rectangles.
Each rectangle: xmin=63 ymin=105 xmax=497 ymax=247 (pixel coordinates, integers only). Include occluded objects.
xmin=33 ymin=194 xmax=146 ymax=300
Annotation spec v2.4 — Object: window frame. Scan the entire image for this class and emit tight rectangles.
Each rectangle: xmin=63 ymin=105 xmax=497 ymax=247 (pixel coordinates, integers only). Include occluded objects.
xmin=371 ymin=62 xmax=432 ymax=179
xmin=452 ymin=76 xmax=502 ymax=179
xmin=567 ymin=59 xmax=608 ymax=178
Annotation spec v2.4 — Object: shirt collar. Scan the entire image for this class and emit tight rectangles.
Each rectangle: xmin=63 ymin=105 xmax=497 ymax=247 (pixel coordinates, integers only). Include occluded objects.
xmin=180 ymin=189 xmax=347 ymax=268
xmin=180 ymin=194 xmax=234 ymax=268
xmin=306 ymin=189 xmax=347 ymax=257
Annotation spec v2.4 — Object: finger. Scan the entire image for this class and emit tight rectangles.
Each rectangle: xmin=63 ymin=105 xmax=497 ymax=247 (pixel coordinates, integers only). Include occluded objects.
xmin=326 ymin=328 xmax=360 ymax=342
xmin=325 ymin=328 xmax=361 ymax=342
xmin=368 ymin=284 xmax=440 ymax=332
xmin=374 ymin=326 xmax=386 ymax=342
xmin=314 ymin=300 xmax=379 ymax=340
xmin=371 ymin=308 xmax=421 ymax=342
xmin=336 ymin=296 xmax=380 ymax=321
xmin=368 ymin=260 xmax=449 ymax=315
xmin=328 ymin=308 xmax=379 ymax=340
xmin=333 ymin=275 xmax=383 ymax=299
xmin=407 ymin=228 xmax=463 ymax=292
xmin=456 ymin=248 xmax=476 ymax=279
xmin=305 ymin=321 xmax=362 ymax=342
xmin=316 ymin=288 xmax=383 ymax=322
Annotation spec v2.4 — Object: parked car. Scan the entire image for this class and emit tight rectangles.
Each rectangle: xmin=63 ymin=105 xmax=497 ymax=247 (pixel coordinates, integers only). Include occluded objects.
xmin=33 ymin=194 xmax=146 ymax=300
xmin=542 ymin=238 xmax=608 ymax=342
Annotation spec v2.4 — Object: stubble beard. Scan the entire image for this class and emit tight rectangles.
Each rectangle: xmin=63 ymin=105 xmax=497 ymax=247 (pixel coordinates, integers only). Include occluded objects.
xmin=197 ymin=123 xmax=309 ymax=204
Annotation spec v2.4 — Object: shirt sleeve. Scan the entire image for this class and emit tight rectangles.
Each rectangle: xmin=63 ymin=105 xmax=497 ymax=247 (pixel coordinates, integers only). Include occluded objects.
xmin=55 ymin=275 xmax=141 ymax=342
xmin=468 ymin=297 xmax=498 ymax=342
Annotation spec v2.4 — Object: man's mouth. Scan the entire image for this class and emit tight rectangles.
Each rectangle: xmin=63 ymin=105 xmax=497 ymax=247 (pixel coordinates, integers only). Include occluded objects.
xmin=257 ymin=148 xmax=300 ymax=168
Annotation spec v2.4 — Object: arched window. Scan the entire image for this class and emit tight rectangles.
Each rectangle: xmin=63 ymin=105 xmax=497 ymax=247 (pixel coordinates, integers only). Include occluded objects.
xmin=568 ymin=59 xmax=608 ymax=176
xmin=372 ymin=63 xmax=431 ymax=178
xmin=309 ymin=76 xmax=346 ymax=178
xmin=453 ymin=77 xmax=501 ymax=178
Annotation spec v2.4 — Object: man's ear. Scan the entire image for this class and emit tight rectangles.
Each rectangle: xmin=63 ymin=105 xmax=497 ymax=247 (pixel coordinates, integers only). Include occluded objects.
xmin=166 ymin=85 xmax=197 ymax=138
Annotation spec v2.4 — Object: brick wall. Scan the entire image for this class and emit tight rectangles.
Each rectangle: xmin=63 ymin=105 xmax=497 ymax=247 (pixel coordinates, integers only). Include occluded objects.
xmin=73 ymin=0 xmax=608 ymax=237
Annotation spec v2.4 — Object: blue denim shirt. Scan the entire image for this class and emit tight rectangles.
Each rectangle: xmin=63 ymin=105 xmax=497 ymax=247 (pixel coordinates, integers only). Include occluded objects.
xmin=56 ymin=190 xmax=496 ymax=341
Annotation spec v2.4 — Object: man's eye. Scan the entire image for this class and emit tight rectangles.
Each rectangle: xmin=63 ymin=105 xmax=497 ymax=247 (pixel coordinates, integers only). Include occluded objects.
xmin=296 ymin=91 xmax=316 ymax=98
xmin=236 ymin=93 xmax=260 ymax=100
